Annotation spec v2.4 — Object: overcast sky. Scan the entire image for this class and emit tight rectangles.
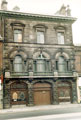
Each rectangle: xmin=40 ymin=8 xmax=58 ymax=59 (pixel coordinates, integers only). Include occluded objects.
xmin=0 ymin=0 xmax=81 ymax=45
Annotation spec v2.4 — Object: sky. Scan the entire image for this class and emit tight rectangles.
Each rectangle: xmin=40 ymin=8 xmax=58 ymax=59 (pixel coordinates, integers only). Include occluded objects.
xmin=0 ymin=0 xmax=81 ymax=45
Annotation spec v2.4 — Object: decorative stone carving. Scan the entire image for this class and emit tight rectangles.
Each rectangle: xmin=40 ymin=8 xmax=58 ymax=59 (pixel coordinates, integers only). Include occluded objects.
xmin=59 ymin=48 xmax=63 ymax=54
xmin=54 ymin=71 xmax=58 ymax=77
xmin=28 ymin=83 xmax=33 ymax=106
xmin=73 ymin=72 xmax=78 ymax=77
xmin=66 ymin=5 xmax=71 ymax=16
xmin=72 ymin=81 xmax=77 ymax=103
xmin=5 ymin=72 xmax=10 ymax=78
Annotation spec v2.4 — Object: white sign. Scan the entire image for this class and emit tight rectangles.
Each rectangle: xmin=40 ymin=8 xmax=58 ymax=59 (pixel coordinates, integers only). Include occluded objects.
xmin=78 ymin=77 xmax=81 ymax=86
xmin=0 ymin=85 xmax=1 ymax=90
xmin=0 ymin=79 xmax=1 ymax=90
xmin=0 ymin=79 xmax=1 ymax=84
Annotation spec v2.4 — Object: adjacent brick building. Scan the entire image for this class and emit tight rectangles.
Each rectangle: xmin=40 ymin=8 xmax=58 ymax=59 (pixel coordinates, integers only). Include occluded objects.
xmin=0 ymin=1 xmax=79 ymax=109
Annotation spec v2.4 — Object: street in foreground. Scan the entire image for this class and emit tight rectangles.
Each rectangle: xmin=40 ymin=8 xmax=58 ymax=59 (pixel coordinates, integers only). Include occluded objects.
xmin=0 ymin=105 xmax=81 ymax=120
xmin=9 ymin=112 xmax=81 ymax=120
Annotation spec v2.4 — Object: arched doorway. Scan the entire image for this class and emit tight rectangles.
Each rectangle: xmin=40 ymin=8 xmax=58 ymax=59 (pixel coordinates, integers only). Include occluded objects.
xmin=10 ymin=82 xmax=28 ymax=105
xmin=58 ymin=81 xmax=72 ymax=103
xmin=33 ymin=82 xmax=52 ymax=105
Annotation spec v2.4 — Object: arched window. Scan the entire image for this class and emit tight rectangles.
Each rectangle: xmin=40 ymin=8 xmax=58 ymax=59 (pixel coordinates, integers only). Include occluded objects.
xmin=36 ymin=54 xmax=45 ymax=72
xmin=56 ymin=56 xmax=70 ymax=72
xmin=33 ymin=54 xmax=50 ymax=72
xmin=58 ymin=56 xmax=66 ymax=72
xmin=14 ymin=56 xmax=22 ymax=72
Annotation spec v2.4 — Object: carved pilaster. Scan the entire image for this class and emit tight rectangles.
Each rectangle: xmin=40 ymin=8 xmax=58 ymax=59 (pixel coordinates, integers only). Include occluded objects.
xmin=3 ymin=84 xmax=11 ymax=109
xmin=70 ymin=54 xmax=75 ymax=71
xmin=52 ymin=80 xmax=59 ymax=104
xmin=72 ymin=80 xmax=77 ymax=103
xmin=28 ymin=83 xmax=34 ymax=106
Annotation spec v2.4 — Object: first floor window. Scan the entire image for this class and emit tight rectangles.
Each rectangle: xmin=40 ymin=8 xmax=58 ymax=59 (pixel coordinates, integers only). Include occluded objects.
xmin=14 ymin=56 xmax=22 ymax=72
xmin=58 ymin=56 xmax=66 ymax=72
xmin=36 ymin=59 xmax=45 ymax=72
xmin=56 ymin=56 xmax=71 ymax=72
xmin=33 ymin=54 xmax=50 ymax=72
xmin=56 ymin=56 xmax=70 ymax=72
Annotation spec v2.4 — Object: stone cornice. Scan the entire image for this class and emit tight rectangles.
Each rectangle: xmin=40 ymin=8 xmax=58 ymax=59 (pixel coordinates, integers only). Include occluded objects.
xmin=0 ymin=10 xmax=77 ymax=23
xmin=75 ymin=46 xmax=81 ymax=51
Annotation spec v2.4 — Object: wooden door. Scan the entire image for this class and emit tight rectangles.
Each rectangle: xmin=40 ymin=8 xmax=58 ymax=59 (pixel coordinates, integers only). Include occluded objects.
xmin=34 ymin=83 xmax=51 ymax=105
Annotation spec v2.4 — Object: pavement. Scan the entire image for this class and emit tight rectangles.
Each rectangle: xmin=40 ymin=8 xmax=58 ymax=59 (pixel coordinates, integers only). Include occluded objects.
xmin=0 ymin=103 xmax=81 ymax=114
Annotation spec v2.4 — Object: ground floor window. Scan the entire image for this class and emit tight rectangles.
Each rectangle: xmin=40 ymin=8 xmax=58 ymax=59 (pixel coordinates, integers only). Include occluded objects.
xmin=58 ymin=81 xmax=72 ymax=103
xmin=10 ymin=82 xmax=28 ymax=105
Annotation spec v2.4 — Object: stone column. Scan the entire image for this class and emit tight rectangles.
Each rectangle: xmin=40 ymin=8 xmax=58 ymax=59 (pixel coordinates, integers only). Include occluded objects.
xmin=28 ymin=82 xmax=34 ymax=106
xmin=0 ymin=80 xmax=3 ymax=109
xmin=72 ymin=79 xmax=77 ymax=103
xmin=3 ymin=83 xmax=11 ymax=109
xmin=52 ymin=80 xmax=59 ymax=105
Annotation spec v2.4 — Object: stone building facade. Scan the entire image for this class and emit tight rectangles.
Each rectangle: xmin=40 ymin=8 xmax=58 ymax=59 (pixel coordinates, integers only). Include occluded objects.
xmin=0 ymin=1 xmax=78 ymax=109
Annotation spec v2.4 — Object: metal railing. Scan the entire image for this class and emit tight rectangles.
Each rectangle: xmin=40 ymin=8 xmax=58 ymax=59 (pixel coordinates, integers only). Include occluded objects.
xmin=58 ymin=71 xmax=73 ymax=76
xmin=5 ymin=70 xmax=73 ymax=77
xmin=11 ymin=72 xmax=29 ymax=76
xmin=34 ymin=71 xmax=54 ymax=76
